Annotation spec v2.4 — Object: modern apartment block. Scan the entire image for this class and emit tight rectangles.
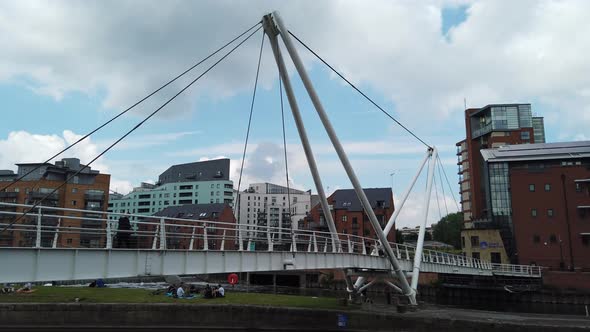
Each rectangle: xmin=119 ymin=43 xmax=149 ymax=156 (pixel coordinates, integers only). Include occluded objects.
xmin=456 ymin=104 xmax=545 ymax=223
xmin=235 ymin=182 xmax=312 ymax=239
xmin=107 ymin=159 xmax=234 ymax=228
xmin=0 ymin=158 xmax=110 ymax=248
xmin=300 ymin=188 xmax=396 ymax=245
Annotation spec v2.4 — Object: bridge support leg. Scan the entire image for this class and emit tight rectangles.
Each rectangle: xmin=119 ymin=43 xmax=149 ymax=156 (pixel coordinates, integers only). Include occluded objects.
xmin=263 ymin=14 xmax=339 ymax=251
xmin=410 ymin=148 xmax=437 ymax=299
xmin=268 ymin=11 xmax=417 ymax=304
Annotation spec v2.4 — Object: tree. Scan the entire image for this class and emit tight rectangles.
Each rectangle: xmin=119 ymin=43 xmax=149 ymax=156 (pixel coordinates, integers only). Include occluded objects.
xmin=432 ymin=212 xmax=463 ymax=249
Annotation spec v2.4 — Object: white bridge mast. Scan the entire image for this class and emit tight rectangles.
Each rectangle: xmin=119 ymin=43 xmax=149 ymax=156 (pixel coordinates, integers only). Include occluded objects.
xmin=262 ymin=11 xmax=431 ymax=305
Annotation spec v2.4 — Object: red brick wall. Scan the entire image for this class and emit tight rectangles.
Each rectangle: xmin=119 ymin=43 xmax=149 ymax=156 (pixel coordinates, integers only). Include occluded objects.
xmin=510 ymin=163 xmax=590 ymax=270
xmin=0 ymin=174 xmax=110 ymax=247
xmin=543 ymin=270 xmax=590 ymax=290
xmin=303 ymin=192 xmax=396 ymax=243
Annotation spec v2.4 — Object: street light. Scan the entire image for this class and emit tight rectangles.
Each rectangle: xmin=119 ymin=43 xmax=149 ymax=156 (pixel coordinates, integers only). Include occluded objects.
xmin=389 ymin=171 xmax=397 ymax=194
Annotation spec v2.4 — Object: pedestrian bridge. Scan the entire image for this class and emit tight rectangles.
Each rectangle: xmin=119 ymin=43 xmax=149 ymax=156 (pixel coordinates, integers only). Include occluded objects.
xmin=0 ymin=203 xmax=541 ymax=284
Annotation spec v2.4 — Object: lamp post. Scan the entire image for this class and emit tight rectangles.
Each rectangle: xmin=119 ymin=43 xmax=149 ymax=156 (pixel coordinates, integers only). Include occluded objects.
xmin=389 ymin=171 xmax=397 ymax=195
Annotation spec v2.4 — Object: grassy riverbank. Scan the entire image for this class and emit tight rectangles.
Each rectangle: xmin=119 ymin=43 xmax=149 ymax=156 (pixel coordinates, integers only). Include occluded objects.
xmin=0 ymin=286 xmax=350 ymax=309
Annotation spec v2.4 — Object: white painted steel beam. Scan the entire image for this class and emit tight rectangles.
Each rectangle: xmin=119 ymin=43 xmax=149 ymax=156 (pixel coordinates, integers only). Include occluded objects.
xmin=270 ymin=11 xmax=417 ymax=304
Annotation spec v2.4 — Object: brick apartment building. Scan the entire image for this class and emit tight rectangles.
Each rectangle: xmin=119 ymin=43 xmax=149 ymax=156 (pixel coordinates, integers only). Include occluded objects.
xmin=456 ymin=104 xmax=545 ymax=224
xmin=138 ymin=203 xmax=236 ymax=250
xmin=300 ymin=188 xmax=396 ymax=247
xmin=0 ymin=158 xmax=110 ymax=248
xmin=472 ymin=142 xmax=590 ymax=269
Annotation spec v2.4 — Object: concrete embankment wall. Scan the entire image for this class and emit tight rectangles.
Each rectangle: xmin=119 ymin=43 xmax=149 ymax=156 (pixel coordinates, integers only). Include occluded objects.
xmin=0 ymin=304 xmax=587 ymax=331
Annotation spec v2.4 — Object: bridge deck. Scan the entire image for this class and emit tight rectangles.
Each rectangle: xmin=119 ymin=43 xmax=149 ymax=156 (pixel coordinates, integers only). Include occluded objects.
xmin=0 ymin=202 xmax=541 ymax=283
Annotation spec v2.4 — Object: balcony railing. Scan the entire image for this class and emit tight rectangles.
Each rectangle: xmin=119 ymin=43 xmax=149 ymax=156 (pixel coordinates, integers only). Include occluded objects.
xmin=85 ymin=192 xmax=105 ymax=202
xmin=28 ymin=192 xmax=59 ymax=201
xmin=0 ymin=192 xmax=18 ymax=199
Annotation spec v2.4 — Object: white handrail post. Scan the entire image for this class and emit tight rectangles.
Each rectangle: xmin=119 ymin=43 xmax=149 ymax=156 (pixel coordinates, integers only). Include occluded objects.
xmin=323 ymin=238 xmax=328 ymax=253
xmin=238 ymin=226 xmax=244 ymax=251
xmin=105 ymin=218 xmax=112 ymax=249
xmin=152 ymin=224 xmax=159 ymax=250
xmin=189 ymin=227 xmax=196 ymax=250
xmin=159 ymin=218 xmax=166 ymax=250
xmin=347 ymin=235 xmax=352 ymax=254
xmin=307 ymin=234 xmax=312 ymax=252
xmin=35 ymin=208 xmax=42 ymax=248
xmin=410 ymin=148 xmax=437 ymax=295
xmin=53 ymin=217 xmax=61 ymax=249
xmin=220 ymin=229 xmax=226 ymax=251
xmin=313 ymin=232 xmax=318 ymax=252
xmin=362 ymin=240 xmax=367 ymax=255
xmin=291 ymin=232 xmax=297 ymax=252
xmin=267 ymin=228 xmax=273 ymax=251
xmin=203 ymin=225 xmax=209 ymax=251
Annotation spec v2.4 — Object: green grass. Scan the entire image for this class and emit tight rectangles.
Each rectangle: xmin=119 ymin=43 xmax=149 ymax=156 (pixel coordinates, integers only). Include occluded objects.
xmin=0 ymin=286 xmax=351 ymax=310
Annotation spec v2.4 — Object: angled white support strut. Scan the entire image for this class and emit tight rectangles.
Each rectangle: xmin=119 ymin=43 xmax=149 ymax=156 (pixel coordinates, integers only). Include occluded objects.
xmin=410 ymin=147 xmax=437 ymax=303
xmin=262 ymin=14 xmax=340 ymax=250
xmin=354 ymin=150 xmax=431 ymax=292
xmin=268 ymin=11 xmax=416 ymax=304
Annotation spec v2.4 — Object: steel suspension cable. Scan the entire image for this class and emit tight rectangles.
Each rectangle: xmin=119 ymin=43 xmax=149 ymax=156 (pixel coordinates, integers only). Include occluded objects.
xmin=433 ymin=172 xmax=443 ymax=221
xmin=288 ymin=30 xmax=431 ymax=149
xmin=437 ymin=158 xmax=449 ymax=216
xmin=235 ymin=31 xmax=265 ymax=235
xmin=0 ymin=21 xmax=262 ymax=193
xmin=437 ymin=154 xmax=460 ymax=211
xmin=0 ymin=25 xmax=263 ymax=234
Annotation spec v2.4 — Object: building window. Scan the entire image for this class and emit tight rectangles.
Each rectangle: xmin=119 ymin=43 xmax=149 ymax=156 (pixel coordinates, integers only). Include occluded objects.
xmin=549 ymin=234 xmax=557 ymax=243
xmin=71 ymin=200 xmax=77 ymax=206
xmin=72 ymin=188 xmax=78 ymax=193
xmin=547 ymin=209 xmax=554 ymax=217
xmin=582 ymin=235 xmax=590 ymax=246
xmin=461 ymin=236 xmax=465 ymax=248
xmin=576 ymin=183 xmax=582 ymax=192
xmin=520 ymin=131 xmax=530 ymax=140
xmin=544 ymin=184 xmax=551 ymax=192
xmin=210 ymin=184 xmax=214 ymax=188
xmin=66 ymin=238 xmax=73 ymax=244
xmin=533 ymin=235 xmax=540 ymax=243
xmin=531 ymin=208 xmax=537 ymax=217
xmin=342 ymin=215 xmax=347 ymax=222
xmin=529 ymin=184 xmax=535 ymax=192
xmin=470 ymin=236 xmax=479 ymax=247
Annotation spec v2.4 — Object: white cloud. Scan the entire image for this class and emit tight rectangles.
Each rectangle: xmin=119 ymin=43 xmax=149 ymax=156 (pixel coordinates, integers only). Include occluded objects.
xmin=0 ymin=0 xmax=588 ymax=140
xmin=0 ymin=130 xmax=137 ymax=195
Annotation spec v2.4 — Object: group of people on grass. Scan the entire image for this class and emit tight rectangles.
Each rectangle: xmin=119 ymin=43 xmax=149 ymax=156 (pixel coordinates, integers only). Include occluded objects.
xmin=168 ymin=282 xmax=225 ymax=299
xmin=1 ymin=282 xmax=35 ymax=294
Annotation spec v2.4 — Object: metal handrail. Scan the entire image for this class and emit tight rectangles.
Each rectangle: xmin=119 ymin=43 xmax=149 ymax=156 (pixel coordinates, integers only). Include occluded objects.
xmin=0 ymin=202 xmax=542 ymax=277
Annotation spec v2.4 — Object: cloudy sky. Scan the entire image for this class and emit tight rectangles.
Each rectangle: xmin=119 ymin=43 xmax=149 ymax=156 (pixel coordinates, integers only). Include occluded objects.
xmin=1 ymin=0 xmax=589 ymax=227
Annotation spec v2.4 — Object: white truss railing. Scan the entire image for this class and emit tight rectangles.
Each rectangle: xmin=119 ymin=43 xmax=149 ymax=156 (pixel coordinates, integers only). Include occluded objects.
xmin=0 ymin=202 xmax=541 ymax=277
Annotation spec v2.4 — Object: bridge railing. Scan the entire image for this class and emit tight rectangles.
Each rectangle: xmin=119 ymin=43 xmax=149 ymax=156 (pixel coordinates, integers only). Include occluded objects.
xmin=0 ymin=202 xmax=541 ymax=277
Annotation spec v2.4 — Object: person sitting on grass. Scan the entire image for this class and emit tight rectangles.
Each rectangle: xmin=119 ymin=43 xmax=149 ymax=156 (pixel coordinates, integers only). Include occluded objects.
xmin=176 ymin=283 xmax=185 ymax=298
xmin=16 ymin=282 xmax=33 ymax=293
xmin=217 ymin=284 xmax=225 ymax=297
xmin=204 ymin=284 xmax=213 ymax=299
